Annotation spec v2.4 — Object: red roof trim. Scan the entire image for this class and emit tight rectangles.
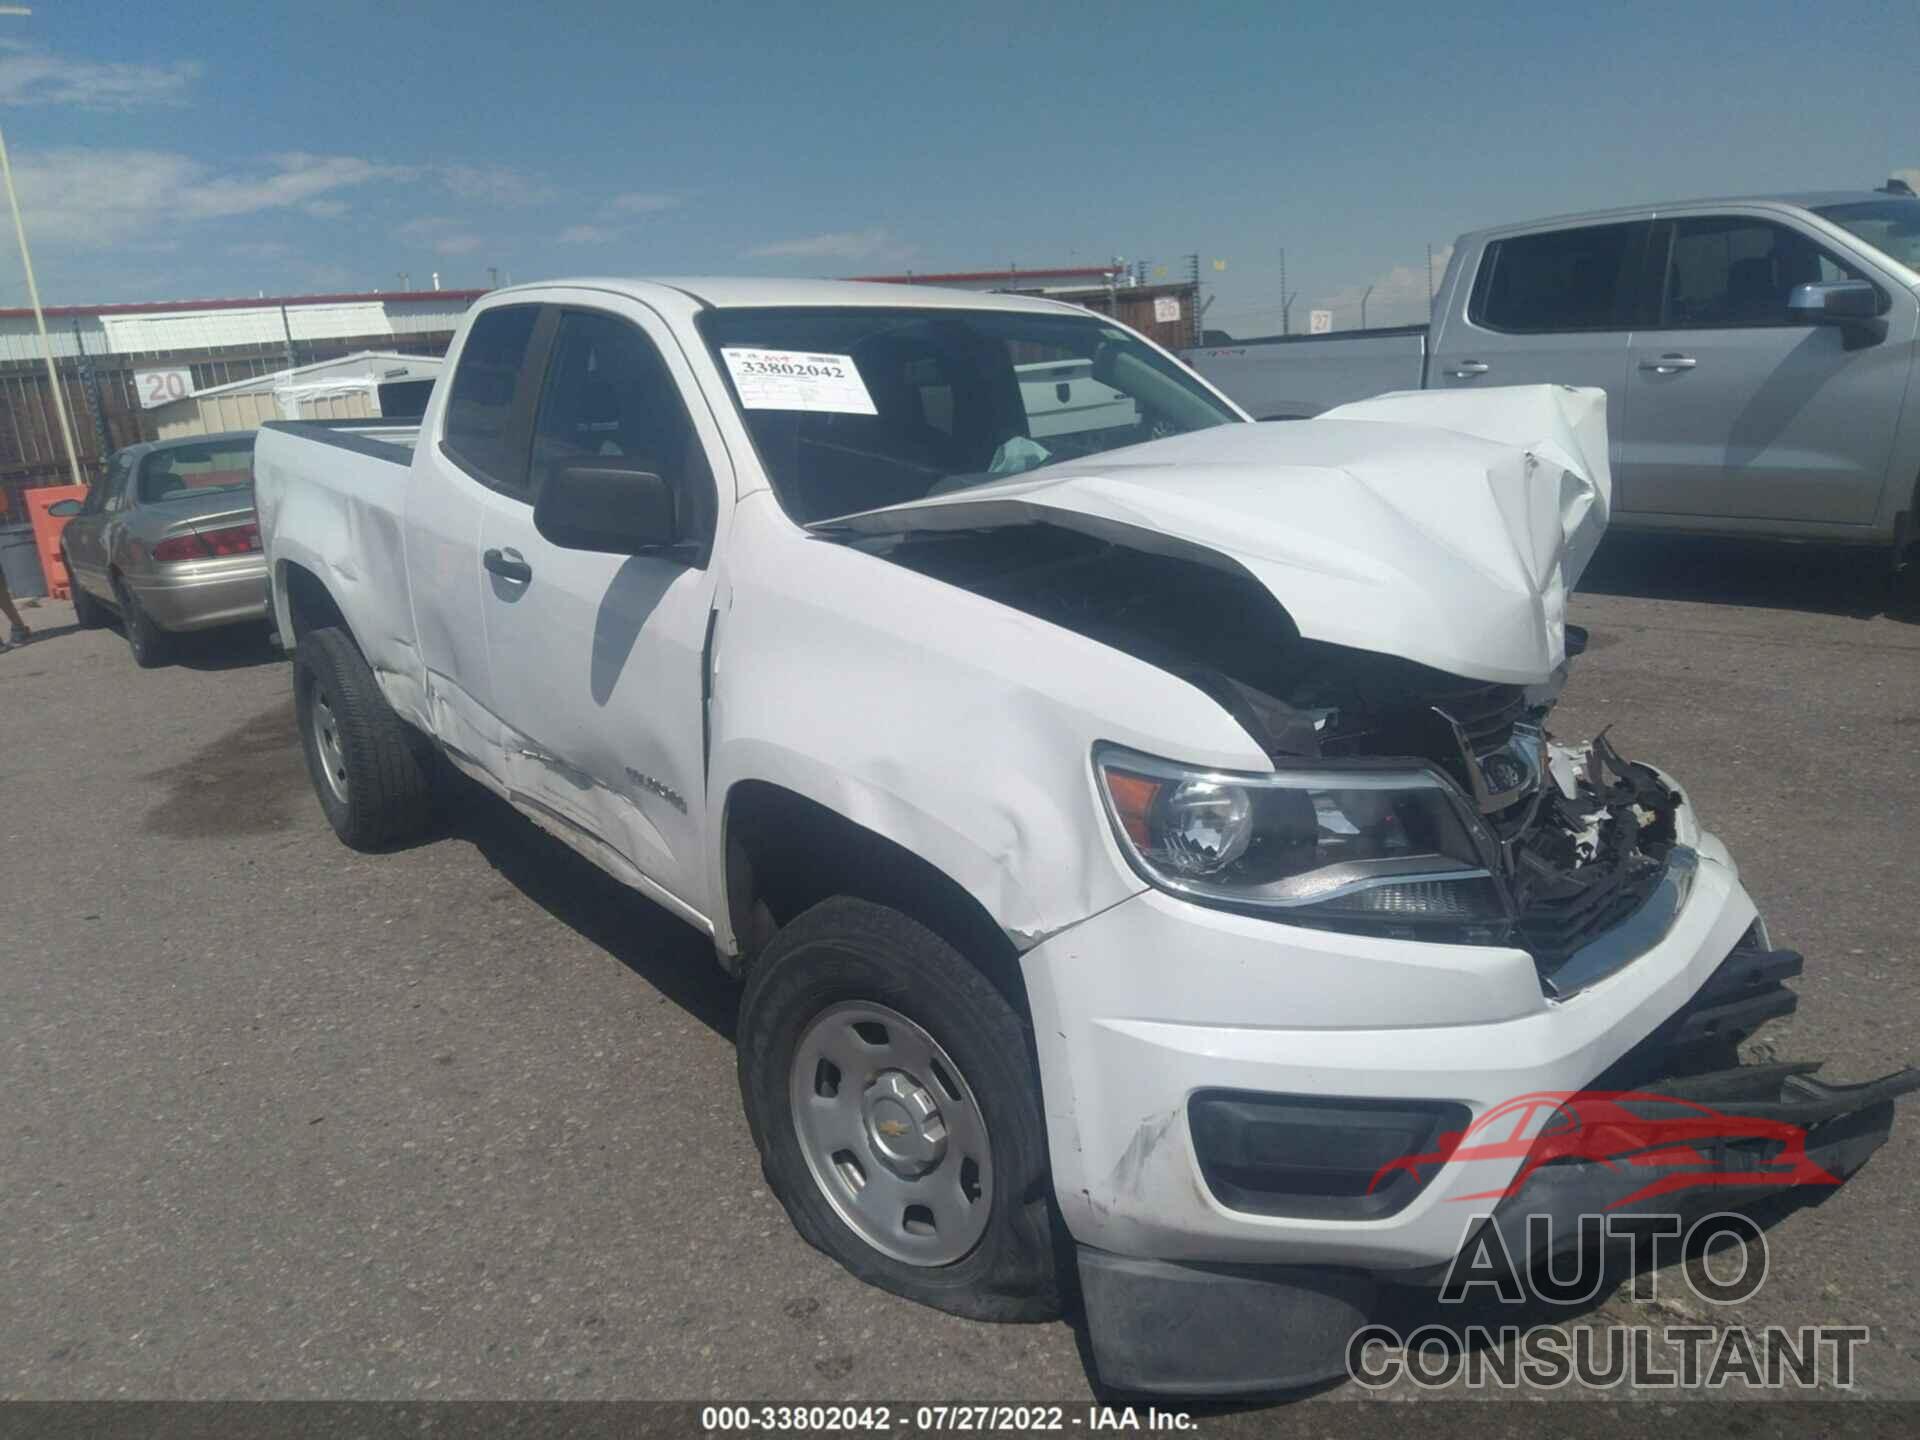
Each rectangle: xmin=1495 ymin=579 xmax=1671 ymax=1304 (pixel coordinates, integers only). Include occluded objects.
xmin=0 ymin=289 xmax=490 ymax=322
xmin=847 ymin=266 xmax=1112 ymax=285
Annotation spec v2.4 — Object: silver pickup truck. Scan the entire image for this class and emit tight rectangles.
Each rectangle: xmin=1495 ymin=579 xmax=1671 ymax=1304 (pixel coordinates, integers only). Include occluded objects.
xmin=1187 ymin=189 xmax=1920 ymax=556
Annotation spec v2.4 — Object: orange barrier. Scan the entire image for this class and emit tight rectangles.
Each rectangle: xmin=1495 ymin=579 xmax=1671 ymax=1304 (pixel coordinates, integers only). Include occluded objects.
xmin=23 ymin=485 xmax=86 ymax=599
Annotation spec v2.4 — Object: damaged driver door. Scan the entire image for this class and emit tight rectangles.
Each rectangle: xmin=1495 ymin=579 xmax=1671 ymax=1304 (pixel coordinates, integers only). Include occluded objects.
xmin=475 ymin=297 xmax=726 ymax=924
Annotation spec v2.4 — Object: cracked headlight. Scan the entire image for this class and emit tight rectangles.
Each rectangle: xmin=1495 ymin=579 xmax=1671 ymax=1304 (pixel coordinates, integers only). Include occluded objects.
xmin=1095 ymin=744 xmax=1511 ymax=937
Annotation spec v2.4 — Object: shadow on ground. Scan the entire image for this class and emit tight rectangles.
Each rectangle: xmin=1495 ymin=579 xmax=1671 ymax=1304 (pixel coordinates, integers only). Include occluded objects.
xmin=1581 ymin=534 xmax=1919 ymax=622
xmin=431 ymin=770 xmax=741 ymax=1040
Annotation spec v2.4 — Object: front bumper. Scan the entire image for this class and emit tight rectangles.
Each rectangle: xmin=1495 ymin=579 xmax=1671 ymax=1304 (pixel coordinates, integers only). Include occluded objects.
xmin=129 ymin=555 xmax=269 ymax=632
xmin=1021 ymin=817 xmax=1760 ymax=1271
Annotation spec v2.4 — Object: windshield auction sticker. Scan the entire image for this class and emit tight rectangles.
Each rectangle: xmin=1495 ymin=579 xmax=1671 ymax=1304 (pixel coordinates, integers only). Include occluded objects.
xmin=721 ymin=348 xmax=877 ymax=414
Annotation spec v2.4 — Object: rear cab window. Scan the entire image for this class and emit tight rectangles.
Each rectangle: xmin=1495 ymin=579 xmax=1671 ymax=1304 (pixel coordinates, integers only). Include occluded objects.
xmin=1468 ymin=221 xmax=1649 ymax=332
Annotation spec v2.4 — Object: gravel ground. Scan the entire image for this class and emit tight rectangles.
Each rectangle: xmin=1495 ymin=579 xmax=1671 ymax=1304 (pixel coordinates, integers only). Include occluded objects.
xmin=2 ymin=536 xmax=1917 ymax=1418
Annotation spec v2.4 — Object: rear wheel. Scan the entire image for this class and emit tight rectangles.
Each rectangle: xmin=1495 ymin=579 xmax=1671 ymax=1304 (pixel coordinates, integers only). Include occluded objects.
xmin=293 ymin=625 xmax=435 ymax=849
xmin=68 ymin=564 xmax=106 ymax=629
xmin=112 ymin=575 xmax=170 ymax=668
xmin=738 ymin=897 xmax=1059 ymax=1321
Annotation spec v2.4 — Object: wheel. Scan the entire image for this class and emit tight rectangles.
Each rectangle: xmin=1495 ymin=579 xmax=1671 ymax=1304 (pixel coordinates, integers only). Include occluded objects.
xmin=738 ymin=897 xmax=1059 ymax=1321
xmin=112 ymin=575 xmax=170 ymax=667
xmin=293 ymin=625 xmax=435 ymax=850
xmin=68 ymin=565 xmax=106 ymax=629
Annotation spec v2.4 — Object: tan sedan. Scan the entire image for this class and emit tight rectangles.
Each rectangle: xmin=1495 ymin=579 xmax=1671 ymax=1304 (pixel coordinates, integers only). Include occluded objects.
xmin=54 ymin=432 xmax=266 ymax=667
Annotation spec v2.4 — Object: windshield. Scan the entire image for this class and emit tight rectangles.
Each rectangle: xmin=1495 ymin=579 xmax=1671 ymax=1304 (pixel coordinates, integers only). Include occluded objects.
xmin=138 ymin=439 xmax=255 ymax=504
xmin=1813 ymin=198 xmax=1920 ymax=272
xmin=698 ymin=306 xmax=1241 ymax=525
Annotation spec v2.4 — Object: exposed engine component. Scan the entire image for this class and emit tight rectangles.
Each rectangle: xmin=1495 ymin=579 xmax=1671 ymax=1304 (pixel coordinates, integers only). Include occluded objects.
xmin=869 ymin=524 xmax=1679 ymax=984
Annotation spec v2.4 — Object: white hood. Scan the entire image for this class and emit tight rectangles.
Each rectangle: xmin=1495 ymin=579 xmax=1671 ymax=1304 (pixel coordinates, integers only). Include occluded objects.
xmin=822 ymin=384 xmax=1611 ymax=686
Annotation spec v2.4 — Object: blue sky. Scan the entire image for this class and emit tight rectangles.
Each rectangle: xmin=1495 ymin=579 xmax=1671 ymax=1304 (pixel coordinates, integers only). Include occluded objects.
xmin=2 ymin=0 xmax=1916 ymax=333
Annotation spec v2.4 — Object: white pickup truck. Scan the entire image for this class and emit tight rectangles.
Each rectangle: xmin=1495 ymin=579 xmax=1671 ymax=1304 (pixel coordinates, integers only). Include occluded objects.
xmin=254 ymin=278 xmax=1913 ymax=1394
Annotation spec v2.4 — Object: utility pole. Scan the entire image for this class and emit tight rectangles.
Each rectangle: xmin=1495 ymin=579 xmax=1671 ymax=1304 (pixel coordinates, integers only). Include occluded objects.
xmin=71 ymin=318 xmax=110 ymax=462
xmin=0 ymin=128 xmax=82 ymax=487
xmin=1361 ymin=284 xmax=1375 ymax=330
xmin=1426 ymin=243 xmax=1435 ymax=320
xmin=278 ymin=304 xmax=298 ymax=371
xmin=1279 ymin=249 xmax=1288 ymax=334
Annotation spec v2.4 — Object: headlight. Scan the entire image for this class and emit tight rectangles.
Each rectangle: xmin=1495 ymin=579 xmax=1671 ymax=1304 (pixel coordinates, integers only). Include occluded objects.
xmin=1095 ymin=744 xmax=1512 ymax=938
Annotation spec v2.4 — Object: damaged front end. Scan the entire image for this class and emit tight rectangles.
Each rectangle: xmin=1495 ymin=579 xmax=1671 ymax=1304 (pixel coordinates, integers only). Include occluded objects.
xmin=865 ymin=520 xmax=1686 ymax=993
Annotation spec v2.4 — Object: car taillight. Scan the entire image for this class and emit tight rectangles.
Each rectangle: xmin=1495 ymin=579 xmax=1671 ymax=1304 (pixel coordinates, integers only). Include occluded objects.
xmin=151 ymin=522 xmax=260 ymax=563
xmin=200 ymin=521 xmax=261 ymax=556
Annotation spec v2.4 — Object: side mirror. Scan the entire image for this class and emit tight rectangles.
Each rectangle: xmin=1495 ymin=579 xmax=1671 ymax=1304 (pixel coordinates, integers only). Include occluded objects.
xmin=46 ymin=498 xmax=83 ymax=517
xmin=533 ymin=459 xmax=679 ymax=555
xmin=1788 ymin=280 xmax=1880 ymax=324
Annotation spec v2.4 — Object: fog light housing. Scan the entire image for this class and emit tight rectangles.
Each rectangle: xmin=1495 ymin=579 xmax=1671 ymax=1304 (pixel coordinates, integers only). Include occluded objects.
xmin=1189 ymin=1090 xmax=1472 ymax=1220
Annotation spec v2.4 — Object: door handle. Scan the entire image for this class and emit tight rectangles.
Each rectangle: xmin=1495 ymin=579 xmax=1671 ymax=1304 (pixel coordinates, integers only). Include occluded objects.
xmin=1639 ymin=353 xmax=1697 ymax=374
xmin=1448 ymin=360 xmax=1490 ymax=377
xmin=483 ymin=547 xmax=532 ymax=584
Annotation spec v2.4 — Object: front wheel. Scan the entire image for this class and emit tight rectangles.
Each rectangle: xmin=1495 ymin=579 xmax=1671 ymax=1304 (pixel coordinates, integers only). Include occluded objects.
xmin=293 ymin=625 xmax=435 ymax=849
xmin=738 ymin=897 xmax=1059 ymax=1321
xmin=112 ymin=576 xmax=170 ymax=667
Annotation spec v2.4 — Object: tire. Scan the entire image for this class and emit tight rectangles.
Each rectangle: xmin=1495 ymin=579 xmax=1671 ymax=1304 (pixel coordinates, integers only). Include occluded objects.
xmin=293 ymin=625 xmax=435 ymax=850
xmin=738 ymin=897 xmax=1059 ymax=1322
xmin=112 ymin=575 xmax=170 ymax=668
xmin=68 ymin=566 xmax=106 ymax=629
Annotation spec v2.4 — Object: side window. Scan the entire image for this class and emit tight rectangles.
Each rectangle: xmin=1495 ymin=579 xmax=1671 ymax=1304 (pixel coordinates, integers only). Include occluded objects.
xmin=1662 ymin=218 xmax=1868 ymax=328
xmin=442 ymin=304 xmax=541 ymax=495
xmin=531 ymin=309 xmax=715 ymax=553
xmin=1470 ymin=221 xmax=1644 ymax=333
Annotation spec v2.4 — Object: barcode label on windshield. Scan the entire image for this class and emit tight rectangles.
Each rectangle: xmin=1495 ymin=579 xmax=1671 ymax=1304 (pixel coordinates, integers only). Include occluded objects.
xmin=721 ymin=348 xmax=877 ymax=415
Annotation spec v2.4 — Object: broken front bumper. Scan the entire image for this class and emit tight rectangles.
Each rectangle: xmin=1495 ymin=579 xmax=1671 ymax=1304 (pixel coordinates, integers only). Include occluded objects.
xmin=1021 ymin=799 xmax=1914 ymax=1394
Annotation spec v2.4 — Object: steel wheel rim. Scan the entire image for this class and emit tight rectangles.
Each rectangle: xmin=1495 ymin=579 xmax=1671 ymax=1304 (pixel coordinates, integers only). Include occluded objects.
xmin=788 ymin=1000 xmax=993 ymax=1267
xmin=310 ymin=690 xmax=349 ymax=803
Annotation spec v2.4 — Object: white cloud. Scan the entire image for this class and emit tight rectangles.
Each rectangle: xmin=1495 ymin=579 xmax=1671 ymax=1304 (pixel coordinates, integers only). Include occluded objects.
xmin=8 ymin=148 xmax=404 ymax=251
xmin=745 ymin=227 xmax=912 ymax=262
xmin=610 ymin=191 xmax=680 ymax=215
xmin=1313 ymin=243 xmax=1453 ymax=330
xmin=440 ymin=164 xmax=553 ymax=206
xmin=303 ymin=199 xmax=351 ymax=220
xmin=0 ymin=40 xmax=200 ymax=109
xmin=397 ymin=216 xmax=483 ymax=256
xmin=559 ymin=224 xmax=615 ymax=245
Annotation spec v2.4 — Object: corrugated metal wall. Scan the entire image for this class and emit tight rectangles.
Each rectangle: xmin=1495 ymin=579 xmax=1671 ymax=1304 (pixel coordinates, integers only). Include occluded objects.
xmin=0 ymin=320 xmax=460 ymax=518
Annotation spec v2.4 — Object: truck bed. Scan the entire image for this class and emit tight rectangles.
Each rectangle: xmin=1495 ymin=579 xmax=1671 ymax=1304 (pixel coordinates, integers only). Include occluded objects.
xmin=1183 ymin=324 xmax=1428 ymax=420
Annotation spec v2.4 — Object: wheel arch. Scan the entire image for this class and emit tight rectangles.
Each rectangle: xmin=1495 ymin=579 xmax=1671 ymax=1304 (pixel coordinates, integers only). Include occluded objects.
xmin=719 ymin=778 xmax=1026 ymax=1009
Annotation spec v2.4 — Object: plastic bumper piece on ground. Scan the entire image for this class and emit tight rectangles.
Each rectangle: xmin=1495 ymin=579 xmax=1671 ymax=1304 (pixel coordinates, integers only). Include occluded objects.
xmin=1075 ymin=1248 xmax=1374 ymax=1397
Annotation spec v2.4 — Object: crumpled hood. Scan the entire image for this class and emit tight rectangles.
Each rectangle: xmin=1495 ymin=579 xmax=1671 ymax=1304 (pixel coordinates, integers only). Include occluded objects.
xmin=819 ymin=384 xmax=1610 ymax=685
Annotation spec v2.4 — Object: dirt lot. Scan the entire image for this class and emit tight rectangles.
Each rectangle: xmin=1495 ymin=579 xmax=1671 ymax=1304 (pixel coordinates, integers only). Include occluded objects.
xmin=3 ymin=536 xmax=1918 ymax=1413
